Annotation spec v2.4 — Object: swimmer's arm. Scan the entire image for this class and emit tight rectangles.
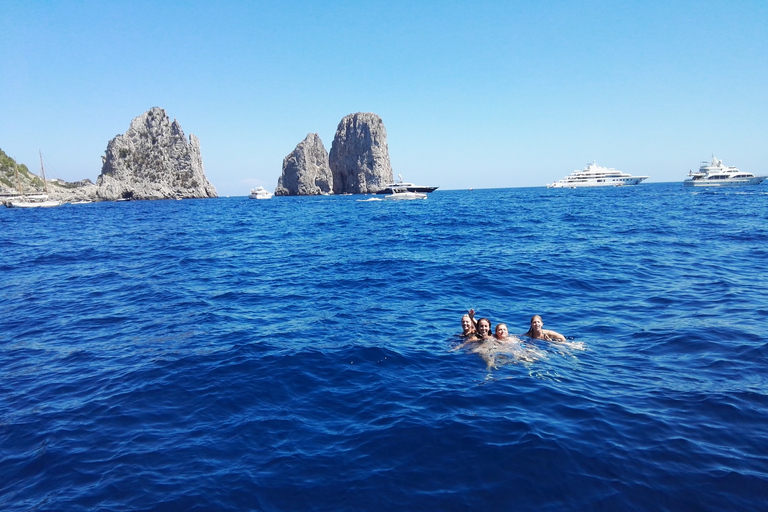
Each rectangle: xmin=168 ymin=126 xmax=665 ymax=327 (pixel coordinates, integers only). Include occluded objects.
xmin=451 ymin=339 xmax=472 ymax=351
xmin=544 ymin=330 xmax=566 ymax=342
xmin=451 ymin=336 xmax=480 ymax=351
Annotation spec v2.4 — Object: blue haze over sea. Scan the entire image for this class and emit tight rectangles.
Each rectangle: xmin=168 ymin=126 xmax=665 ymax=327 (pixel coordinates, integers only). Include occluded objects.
xmin=2 ymin=183 xmax=768 ymax=511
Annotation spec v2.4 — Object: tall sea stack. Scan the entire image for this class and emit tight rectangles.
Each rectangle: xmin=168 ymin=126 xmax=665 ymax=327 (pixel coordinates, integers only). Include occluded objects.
xmin=96 ymin=107 xmax=217 ymax=200
xmin=329 ymin=113 xmax=393 ymax=194
xmin=275 ymin=133 xmax=333 ymax=196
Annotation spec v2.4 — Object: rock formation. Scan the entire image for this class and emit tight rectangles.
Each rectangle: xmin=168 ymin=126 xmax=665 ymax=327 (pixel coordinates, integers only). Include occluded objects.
xmin=275 ymin=133 xmax=333 ymax=196
xmin=96 ymin=107 xmax=217 ymax=200
xmin=329 ymin=113 xmax=393 ymax=194
xmin=48 ymin=178 xmax=99 ymax=203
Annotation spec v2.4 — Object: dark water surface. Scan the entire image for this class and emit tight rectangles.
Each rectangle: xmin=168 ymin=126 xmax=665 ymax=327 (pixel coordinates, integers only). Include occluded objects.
xmin=2 ymin=184 xmax=767 ymax=511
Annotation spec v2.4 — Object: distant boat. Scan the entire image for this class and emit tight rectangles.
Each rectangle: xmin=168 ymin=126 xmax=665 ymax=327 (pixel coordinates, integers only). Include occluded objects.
xmin=547 ymin=162 xmax=648 ymax=188
xmin=249 ymin=186 xmax=273 ymax=199
xmin=382 ymin=187 xmax=427 ymax=200
xmin=376 ymin=174 xmax=438 ymax=194
xmin=6 ymin=151 xmax=62 ymax=208
xmin=684 ymin=156 xmax=767 ymax=187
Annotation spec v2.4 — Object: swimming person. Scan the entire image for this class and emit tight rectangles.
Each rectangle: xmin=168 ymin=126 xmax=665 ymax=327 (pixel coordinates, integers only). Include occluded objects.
xmin=460 ymin=313 xmax=476 ymax=338
xmin=475 ymin=318 xmax=493 ymax=340
xmin=524 ymin=315 xmax=566 ymax=341
xmin=494 ymin=323 xmax=509 ymax=341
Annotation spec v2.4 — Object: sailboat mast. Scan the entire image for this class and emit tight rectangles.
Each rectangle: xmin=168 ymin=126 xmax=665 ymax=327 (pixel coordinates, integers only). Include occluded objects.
xmin=39 ymin=150 xmax=50 ymax=194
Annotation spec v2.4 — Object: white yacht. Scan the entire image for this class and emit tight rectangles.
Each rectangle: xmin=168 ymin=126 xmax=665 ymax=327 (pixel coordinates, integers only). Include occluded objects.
xmin=382 ymin=187 xmax=427 ymax=200
xmin=547 ymin=162 xmax=648 ymax=188
xmin=684 ymin=156 xmax=767 ymax=187
xmin=376 ymin=174 xmax=438 ymax=194
xmin=248 ymin=186 xmax=273 ymax=199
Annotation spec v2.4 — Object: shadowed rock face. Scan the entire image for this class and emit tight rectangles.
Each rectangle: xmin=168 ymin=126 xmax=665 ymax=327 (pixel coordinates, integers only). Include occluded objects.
xmin=329 ymin=113 xmax=393 ymax=194
xmin=96 ymin=107 xmax=217 ymax=200
xmin=275 ymin=133 xmax=332 ymax=196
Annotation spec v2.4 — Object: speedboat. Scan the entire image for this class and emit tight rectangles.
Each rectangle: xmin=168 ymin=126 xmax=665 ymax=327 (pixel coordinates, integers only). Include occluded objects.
xmin=547 ymin=162 xmax=648 ymax=188
xmin=249 ymin=186 xmax=273 ymax=199
xmin=382 ymin=187 xmax=427 ymax=200
xmin=684 ymin=156 xmax=767 ymax=187
xmin=376 ymin=174 xmax=438 ymax=194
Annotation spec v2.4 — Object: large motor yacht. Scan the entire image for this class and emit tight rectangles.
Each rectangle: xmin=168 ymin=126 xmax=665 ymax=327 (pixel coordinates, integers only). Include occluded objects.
xmin=684 ymin=156 xmax=767 ymax=187
xmin=376 ymin=174 xmax=438 ymax=194
xmin=547 ymin=162 xmax=648 ymax=188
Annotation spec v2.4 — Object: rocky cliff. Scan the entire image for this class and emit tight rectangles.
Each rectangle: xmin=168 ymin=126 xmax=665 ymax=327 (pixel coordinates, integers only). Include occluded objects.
xmin=275 ymin=133 xmax=333 ymax=196
xmin=96 ymin=107 xmax=217 ymax=200
xmin=329 ymin=113 xmax=393 ymax=194
xmin=0 ymin=149 xmax=39 ymax=195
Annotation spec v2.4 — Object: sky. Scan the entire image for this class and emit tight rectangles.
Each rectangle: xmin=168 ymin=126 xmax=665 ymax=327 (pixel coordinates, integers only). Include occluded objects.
xmin=1 ymin=0 xmax=766 ymax=195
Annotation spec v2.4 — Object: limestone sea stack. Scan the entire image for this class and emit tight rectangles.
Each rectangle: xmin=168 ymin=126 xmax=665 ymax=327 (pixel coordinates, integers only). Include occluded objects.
xmin=96 ymin=107 xmax=217 ymax=200
xmin=329 ymin=113 xmax=393 ymax=194
xmin=275 ymin=133 xmax=333 ymax=196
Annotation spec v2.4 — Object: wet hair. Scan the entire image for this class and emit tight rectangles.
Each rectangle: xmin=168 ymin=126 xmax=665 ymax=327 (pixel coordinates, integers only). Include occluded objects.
xmin=530 ymin=315 xmax=542 ymax=325
xmin=477 ymin=318 xmax=492 ymax=332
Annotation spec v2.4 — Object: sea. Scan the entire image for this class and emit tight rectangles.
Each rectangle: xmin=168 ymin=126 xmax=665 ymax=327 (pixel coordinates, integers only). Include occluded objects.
xmin=2 ymin=183 xmax=767 ymax=511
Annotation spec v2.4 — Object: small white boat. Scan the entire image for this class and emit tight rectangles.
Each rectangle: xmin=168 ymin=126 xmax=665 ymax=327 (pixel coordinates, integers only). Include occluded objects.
xmin=249 ymin=186 xmax=273 ymax=199
xmin=684 ymin=156 xmax=767 ymax=187
xmin=547 ymin=162 xmax=648 ymax=188
xmin=382 ymin=187 xmax=427 ymax=200
xmin=376 ymin=174 xmax=438 ymax=194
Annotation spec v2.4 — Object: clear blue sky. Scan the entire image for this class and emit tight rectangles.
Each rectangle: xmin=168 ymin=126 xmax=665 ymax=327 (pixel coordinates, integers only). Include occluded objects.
xmin=2 ymin=0 xmax=766 ymax=195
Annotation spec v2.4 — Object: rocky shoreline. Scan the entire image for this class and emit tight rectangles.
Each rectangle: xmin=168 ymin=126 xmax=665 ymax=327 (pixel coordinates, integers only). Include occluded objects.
xmin=2 ymin=109 xmax=398 ymax=202
xmin=1 ymin=107 xmax=217 ymax=204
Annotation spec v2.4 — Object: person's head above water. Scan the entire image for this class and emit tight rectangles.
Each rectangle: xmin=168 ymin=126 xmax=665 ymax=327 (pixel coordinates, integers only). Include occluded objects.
xmin=494 ymin=323 xmax=508 ymax=340
xmin=529 ymin=315 xmax=543 ymax=334
xmin=461 ymin=314 xmax=475 ymax=335
xmin=525 ymin=315 xmax=565 ymax=341
xmin=477 ymin=318 xmax=492 ymax=338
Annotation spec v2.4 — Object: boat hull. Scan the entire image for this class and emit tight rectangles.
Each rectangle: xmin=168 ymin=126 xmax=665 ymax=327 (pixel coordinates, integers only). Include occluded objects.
xmin=7 ymin=200 xmax=62 ymax=208
xmin=683 ymin=176 xmax=767 ymax=187
xmin=383 ymin=192 xmax=427 ymax=200
xmin=547 ymin=177 xmax=648 ymax=188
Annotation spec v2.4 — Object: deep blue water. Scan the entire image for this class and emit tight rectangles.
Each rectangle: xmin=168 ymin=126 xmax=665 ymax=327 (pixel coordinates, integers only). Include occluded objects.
xmin=2 ymin=183 xmax=768 ymax=511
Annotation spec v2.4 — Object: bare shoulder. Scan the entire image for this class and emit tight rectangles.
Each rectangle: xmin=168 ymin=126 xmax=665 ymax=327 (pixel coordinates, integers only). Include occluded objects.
xmin=544 ymin=329 xmax=566 ymax=341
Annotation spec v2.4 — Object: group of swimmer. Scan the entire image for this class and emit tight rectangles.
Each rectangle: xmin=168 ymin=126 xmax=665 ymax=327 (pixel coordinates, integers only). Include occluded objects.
xmin=460 ymin=310 xmax=565 ymax=343
xmin=456 ymin=309 xmax=578 ymax=368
